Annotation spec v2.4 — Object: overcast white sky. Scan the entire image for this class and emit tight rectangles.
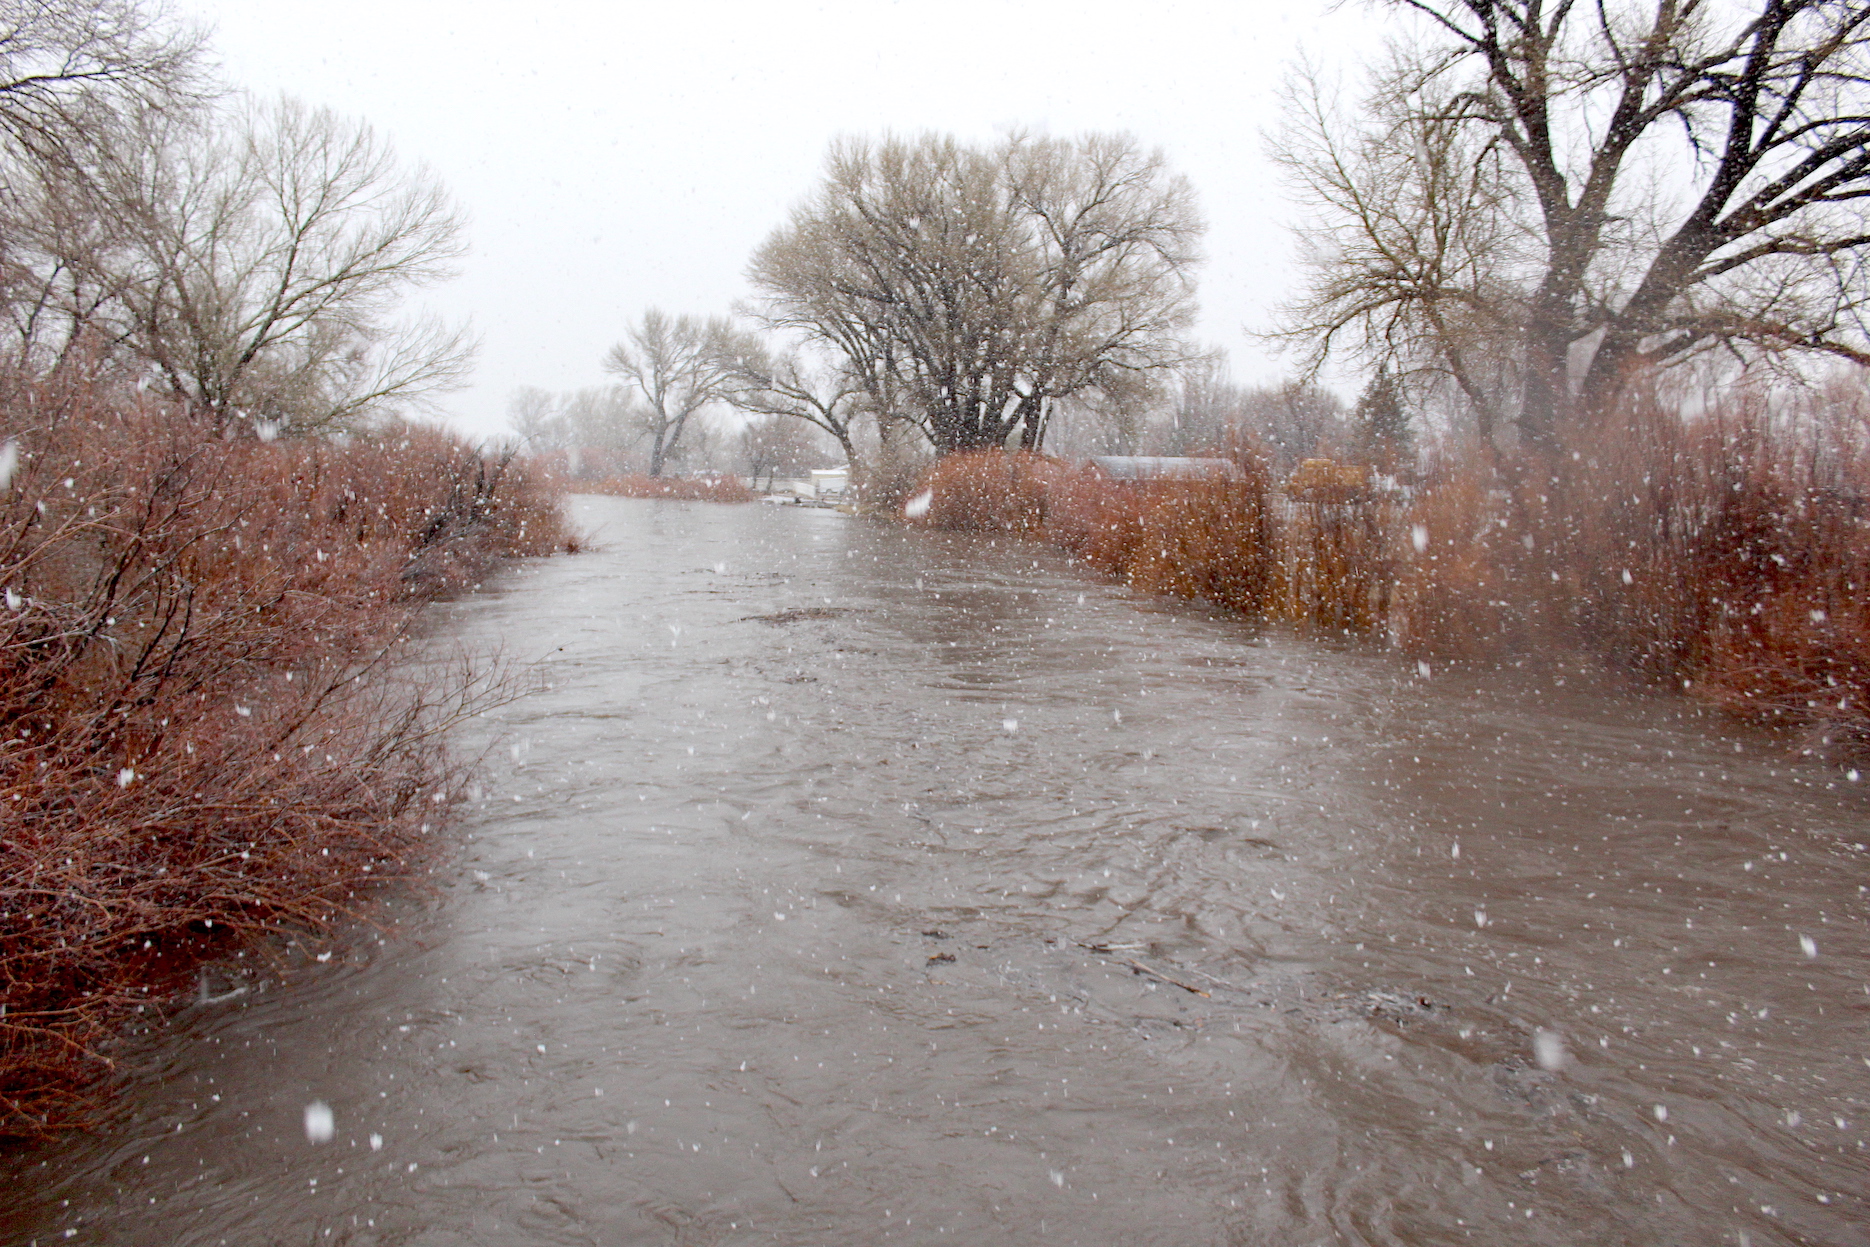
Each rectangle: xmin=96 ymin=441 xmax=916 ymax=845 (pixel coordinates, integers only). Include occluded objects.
xmin=181 ymin=0 xmax=1396 ymax=442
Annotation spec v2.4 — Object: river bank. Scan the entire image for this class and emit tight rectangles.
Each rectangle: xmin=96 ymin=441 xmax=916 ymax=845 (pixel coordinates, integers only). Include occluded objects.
xmin=908 ymin=417 xmax=1870 ymax=766
xmin=0 ymin=385 xmax=570 ymax=1132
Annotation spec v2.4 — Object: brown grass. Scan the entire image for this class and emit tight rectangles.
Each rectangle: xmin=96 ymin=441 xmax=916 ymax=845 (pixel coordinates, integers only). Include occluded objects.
xmin=574 ymin=474 xmax=756 ymax=503
xmin=0 ymin=376 xmax=568 ymax=1134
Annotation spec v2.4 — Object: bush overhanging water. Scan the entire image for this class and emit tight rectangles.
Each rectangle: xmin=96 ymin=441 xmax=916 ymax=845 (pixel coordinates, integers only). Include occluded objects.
xmin=0 ymin=376 xmax=568 ymax=1133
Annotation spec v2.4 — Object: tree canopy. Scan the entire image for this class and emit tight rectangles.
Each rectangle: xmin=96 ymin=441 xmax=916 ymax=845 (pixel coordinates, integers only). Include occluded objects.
xmin=0 ymin=4 xmax=470 ymax=435
xmin=1279 ymin=0 xmax=1870 ymax=449
xmin=603 ymin=310 xmax=755 ymax=477
xmin=749 ymin=132 xmax=1203 ymax=456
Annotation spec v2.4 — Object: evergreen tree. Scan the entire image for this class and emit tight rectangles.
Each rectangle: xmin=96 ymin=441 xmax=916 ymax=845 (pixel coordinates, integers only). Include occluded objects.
xmin=1353 ymin=366 xmax=1411 ymax=473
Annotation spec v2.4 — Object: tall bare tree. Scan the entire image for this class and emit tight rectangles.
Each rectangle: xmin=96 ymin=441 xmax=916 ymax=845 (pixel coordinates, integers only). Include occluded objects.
xmin=1279 ymin=0 xmax=1870 ymax=450
xmin=0 ymin=0 xmax=208 ymax=159
xmin=0 ymin=120 xmax=141 ymax=372
xmin=723 ymin=345 xmax=867 ymax=466
xmin=115 ymin=96 xmax=471 ymax=434
xmin=1155 ymin=352 xmax=1240 ymax=455
xmin=0 ymin=0 xmax=210 ymax=375
xmin=563 ymin=384 xmax=641 ymax=468
xmin=601 ymin=309 xmax=753 ymax=477
xmin=748 ymin=131 xmax=1203 ymax=456
xmin=1276 ymin=55 xmax=1524 ymax=447
xmin=740 ymin=413 xmax=825 ymax=490
xmin=506 ymin=385 xmax=563 ymax=450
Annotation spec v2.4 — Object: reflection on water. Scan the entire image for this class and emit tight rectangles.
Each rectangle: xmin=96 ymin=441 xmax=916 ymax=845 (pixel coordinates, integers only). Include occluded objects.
xmin=4 ymin=495 xmax=1866 ymax=1245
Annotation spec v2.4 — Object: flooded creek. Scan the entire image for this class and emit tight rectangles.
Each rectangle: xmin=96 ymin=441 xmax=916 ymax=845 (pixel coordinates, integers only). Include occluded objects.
xmin=4 ymin=494 xmax=1868 ymax=1245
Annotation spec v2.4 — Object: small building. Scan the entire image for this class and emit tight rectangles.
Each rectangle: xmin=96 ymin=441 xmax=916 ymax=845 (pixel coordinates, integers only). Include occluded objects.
xmin=810 ymin=467 xmax=850 ymax=498
xmin=1087 ymin=456 xmax=1245 ymax=482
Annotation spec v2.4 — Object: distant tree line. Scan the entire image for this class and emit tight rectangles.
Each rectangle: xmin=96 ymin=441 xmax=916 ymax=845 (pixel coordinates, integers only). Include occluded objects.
xmin=522 ymin=132 xmax=1407 ymax=488
xmin=524 ymin=0 xmax=1870 ymax=489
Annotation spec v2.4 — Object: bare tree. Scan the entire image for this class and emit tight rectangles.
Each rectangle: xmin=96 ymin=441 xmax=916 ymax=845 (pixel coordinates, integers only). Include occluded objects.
xmin=1275 ymin=55 xmax=1524 ymax=447
xmin=0 ymin=123 xmax=139 ymax=372
xmin=506 ymin=385 xmax=564 ymax=450
xmin=0 ymin=0 xmax=212 ymax=376
xmin=748 ymin=131 xmax=1202 ymax=456
xmin=561 ymin=386 xmax=639 ymax=463
xmin=723 ymin=345 xmax=867 ymax=466
xmin=503 ymin=383 xmax=651 ymax=477
xmin=0 ymin=0 xmax=209 ymax=160
xmin=112 ymin=96 xmax=471 ymax=434
xmin=0 ymin=24 xmax=466 ymax=434
xmin=1238 ymin=380 xmax=1349 ymax=472
xmin=1279 ymin=0 xmax=1870 ymax=450
xmin=740 ymin=413 xmax=824 ymax=490
xmin=1153 ymin=352 xmax=1240 ymax=455
xmin=1002 ymin=133 xmax=1205 ymax=447
xmin=601 ymin=309 xmax=753 ymax=476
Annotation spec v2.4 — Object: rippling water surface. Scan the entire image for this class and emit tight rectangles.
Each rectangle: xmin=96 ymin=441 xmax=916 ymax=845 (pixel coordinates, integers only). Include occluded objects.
xmin=5 ymin=495 xmax=1867 ymax=1246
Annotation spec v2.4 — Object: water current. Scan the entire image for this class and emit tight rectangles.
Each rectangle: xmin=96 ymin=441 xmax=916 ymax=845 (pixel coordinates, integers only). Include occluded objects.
xmin=4 ymin=495 xmax=1867 ymax=1245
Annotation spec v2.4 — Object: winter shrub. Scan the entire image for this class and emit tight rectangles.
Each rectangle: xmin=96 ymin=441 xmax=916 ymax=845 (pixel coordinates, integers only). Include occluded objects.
xmin=574 ymin=474 xmax=756 ymax=503
xmin=902 ymin=403 xmax=1870 ymax=757
xmin=904 ymin=450 xmax=1057 ymax=531
xmin=0 ymin=375 xmax=567 ymax=1132
xmin=1562 ymin=395 xmax=1870 ymax=752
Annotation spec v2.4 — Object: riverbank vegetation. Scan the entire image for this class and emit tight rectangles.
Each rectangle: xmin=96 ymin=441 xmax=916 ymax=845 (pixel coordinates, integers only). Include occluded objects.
xmin=866 ymin=0 xmax=1870 ymax=760
xmin=553 ymin=471 xmax=755 ymax=504
xmin=908 ymin=384 xmax=1870 ymax=759
xmin=0 ymin=375 xmax=567 ymax=1133
xmin=0 ymin=3 xmax=570 ymax=1132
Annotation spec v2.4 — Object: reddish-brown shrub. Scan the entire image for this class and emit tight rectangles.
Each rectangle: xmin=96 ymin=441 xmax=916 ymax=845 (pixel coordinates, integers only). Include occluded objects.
xmin=1278 ymin=462 xmax=1397 ymax=632
xmin=1033 ymin=458 xmax=1281 ymax=615
xmin=1124 ymin=479 xmax=1279 ymax=614
xmin=1559 ymin=394 xmax=1870 ymax=750
xmin=904 ymin=451 xmax=1060 ymax=531
xmin=1040 ymin=463 xmax=1154 ymax=573
xmin=1389 ymin=388 xmax=1870 ymax=751
xmin=0 ymin=377 xmax=566 ymax=1133
xmin=1390 ymin=470 xmax=1535 ymax=656
xmin=576 ymin=474 xmax=755 ymax=503
xmin=897 ymin=410 xmax=1870 ymax=757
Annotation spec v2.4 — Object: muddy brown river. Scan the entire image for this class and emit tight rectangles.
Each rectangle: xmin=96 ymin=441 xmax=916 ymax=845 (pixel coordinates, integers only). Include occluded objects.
xmin=4 ymin=495 xmax=1868 ymax=1246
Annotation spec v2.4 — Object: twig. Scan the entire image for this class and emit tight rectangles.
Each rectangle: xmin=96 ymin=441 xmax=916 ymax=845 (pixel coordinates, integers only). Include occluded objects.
xmin=1124 ymin=959 xmax=1211 ymax=997
xmin=1074 ymin=942 xmax=1211 ymax=997
xmin=1169 ymin=963 xmax=1245 ymax=990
